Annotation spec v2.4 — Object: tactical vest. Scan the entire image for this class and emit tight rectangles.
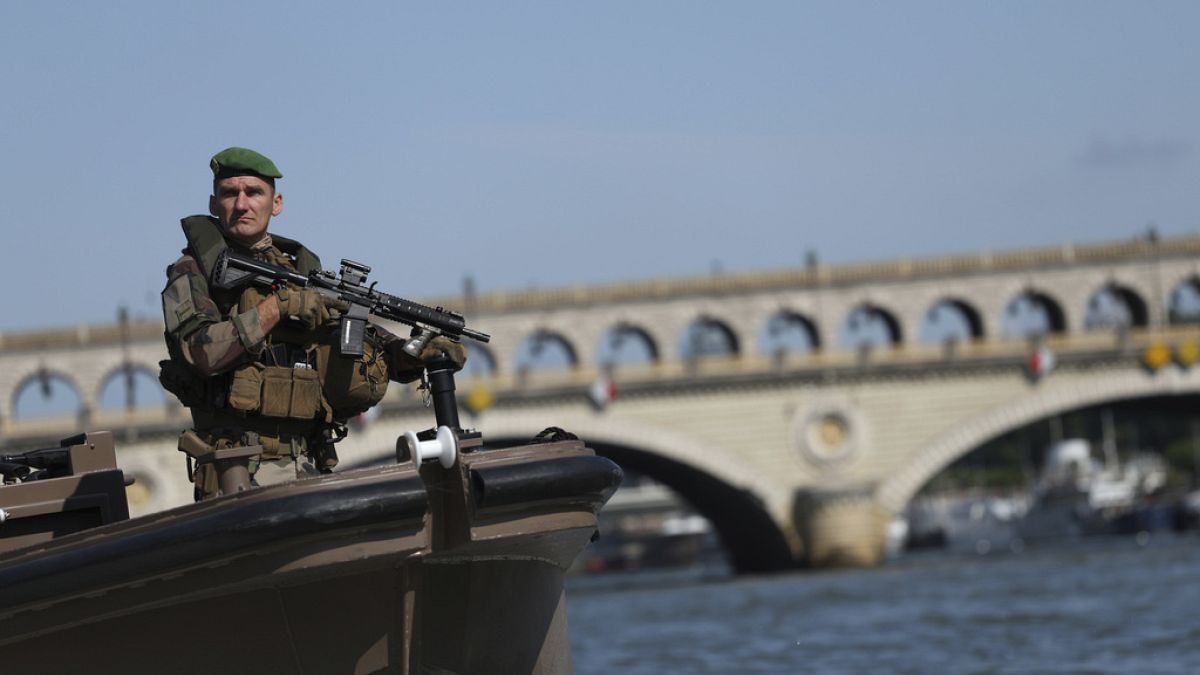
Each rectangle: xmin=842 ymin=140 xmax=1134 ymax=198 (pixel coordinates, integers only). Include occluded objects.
xmin=181 ymin=214 xmax=322 ymax=286
xmin=175 ymin=216 xmax=389 ymax=425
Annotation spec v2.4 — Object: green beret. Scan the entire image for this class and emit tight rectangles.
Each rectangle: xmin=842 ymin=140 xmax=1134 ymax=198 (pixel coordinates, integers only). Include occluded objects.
xmin=209 ymin=147 xmax=282 ymax=180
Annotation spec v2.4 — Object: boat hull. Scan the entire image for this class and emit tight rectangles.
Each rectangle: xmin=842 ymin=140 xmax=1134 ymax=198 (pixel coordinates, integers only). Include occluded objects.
xmin=0 ymin=439 xmax=620 ymax=674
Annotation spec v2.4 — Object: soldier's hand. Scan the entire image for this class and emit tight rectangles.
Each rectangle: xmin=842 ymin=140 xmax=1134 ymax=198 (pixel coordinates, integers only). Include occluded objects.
xmin=420 ymin=335 xmax=468 ymax=371
xmin=384 ymin=334 xmax=468 ymax=383
xmin=274 ymin=287 xmax=337 ymax=330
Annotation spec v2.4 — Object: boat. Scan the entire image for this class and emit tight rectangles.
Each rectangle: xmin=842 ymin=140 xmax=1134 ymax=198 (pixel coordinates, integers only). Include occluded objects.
xmin=903 ymin=434 xmax=1175 ymax=555
xmin=1017 ymin=437 xmax=1167 ymax=541
xmin=0 ymin=362 xmax=622 ymax=674
xmin=903 ymin=491 xmax=1027 ymax=555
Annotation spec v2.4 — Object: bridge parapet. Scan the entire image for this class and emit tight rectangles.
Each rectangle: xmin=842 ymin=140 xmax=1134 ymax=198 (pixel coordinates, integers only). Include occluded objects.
xmin=437 ymin=234 xmax=1200 ymax=313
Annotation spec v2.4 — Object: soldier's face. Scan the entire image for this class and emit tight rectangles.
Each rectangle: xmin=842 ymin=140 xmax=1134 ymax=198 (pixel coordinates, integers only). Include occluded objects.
xmin=209 ymin=175 xmax=283 ymax=246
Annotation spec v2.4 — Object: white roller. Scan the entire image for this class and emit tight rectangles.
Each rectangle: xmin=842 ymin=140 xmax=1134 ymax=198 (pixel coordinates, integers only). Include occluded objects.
xmin=403 ymin=426 xmax=458 ymax=469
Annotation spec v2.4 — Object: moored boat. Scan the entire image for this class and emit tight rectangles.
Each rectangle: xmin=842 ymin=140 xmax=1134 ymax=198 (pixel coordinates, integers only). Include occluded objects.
xmin=1017 ymin=438 xmax=1167 ymax=542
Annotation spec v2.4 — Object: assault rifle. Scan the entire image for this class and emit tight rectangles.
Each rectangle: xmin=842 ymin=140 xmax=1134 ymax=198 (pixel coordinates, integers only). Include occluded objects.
xmin=211 ymin=249 xmax=490 ymax=358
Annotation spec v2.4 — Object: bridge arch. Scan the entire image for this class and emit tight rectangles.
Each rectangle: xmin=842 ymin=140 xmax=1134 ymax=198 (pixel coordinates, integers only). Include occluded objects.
xmin=1084 ymin=282 xmax=1149 ymax=330
xmin=1002 ymin=288 xmax=1067 ymax=338
xmin=596 ymin=322 xmax=660 ymax=367
xmin=95 ymin=361 xmax=166 ymax=410
xmin=920 ymin=297 xmax=985 ymax=343
xmin=841 ymin=302 xmax=902 ymax=348
xmin=1168 ymin=275 xmax=1200 ymax=324
xmin=514 ymin=329 xmax=578 ymax=372
xmin=876 ymin=368 xmax=1200 ymax=513
xmin=585 ymin=440 xmax=795 ymax=573
xmin=10 ymin=368 xmax=85 ymax=419
xmin=679 ymin=315 xmax=740 ymax=360
xmin=472 ymin=414 xmax=798 ymax=573
xmin=760 ymin=310 xmax=821 ymax=356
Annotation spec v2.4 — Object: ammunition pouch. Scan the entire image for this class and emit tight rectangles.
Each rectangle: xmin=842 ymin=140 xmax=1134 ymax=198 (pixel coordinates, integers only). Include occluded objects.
xmin=228 ymin=362 xmax=328 ymax=421
xmin=227 ymin=362 xmax=263 ymax=411
xmin=316 ymin=327 xmax=389 ymax=420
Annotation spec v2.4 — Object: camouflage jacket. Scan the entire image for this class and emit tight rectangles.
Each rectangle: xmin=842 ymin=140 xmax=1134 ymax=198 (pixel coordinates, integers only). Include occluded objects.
xmin=161 ymin=235 xmax=283 ymax=377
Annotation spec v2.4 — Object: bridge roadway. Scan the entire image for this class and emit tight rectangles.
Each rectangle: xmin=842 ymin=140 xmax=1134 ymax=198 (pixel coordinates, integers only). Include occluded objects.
xmin=1 ymin=235 xmax=1199 ymax=571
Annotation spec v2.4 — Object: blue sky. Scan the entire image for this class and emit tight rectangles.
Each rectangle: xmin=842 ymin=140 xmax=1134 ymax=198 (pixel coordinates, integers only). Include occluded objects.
xmin=1 ymin=1 xmax=1197 ymax=331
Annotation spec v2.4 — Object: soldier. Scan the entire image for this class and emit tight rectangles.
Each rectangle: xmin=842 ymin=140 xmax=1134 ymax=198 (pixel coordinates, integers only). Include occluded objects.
xmin=160 ymin=147 xmax=464 ymax=500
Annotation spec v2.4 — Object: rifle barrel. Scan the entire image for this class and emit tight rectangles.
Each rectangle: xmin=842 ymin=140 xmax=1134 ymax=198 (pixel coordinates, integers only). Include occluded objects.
xmin=462 ymin=327 xmax=491 ymax=343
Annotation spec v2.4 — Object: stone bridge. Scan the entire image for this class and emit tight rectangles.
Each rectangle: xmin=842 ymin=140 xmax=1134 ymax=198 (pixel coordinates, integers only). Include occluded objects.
xmin=2 ymin=234 xmax=1199 ymax=571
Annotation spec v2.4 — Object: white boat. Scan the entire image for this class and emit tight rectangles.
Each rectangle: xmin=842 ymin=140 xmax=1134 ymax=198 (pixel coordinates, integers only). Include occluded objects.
xmin=1018 ymin=437 xmax=1167 ymax=541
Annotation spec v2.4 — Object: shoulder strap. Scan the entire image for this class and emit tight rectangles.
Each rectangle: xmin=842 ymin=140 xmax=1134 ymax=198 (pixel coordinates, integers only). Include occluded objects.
xmin=180 ymin=215 xmax=227 ymax=281
xmin=270 ymin=234 xmax=323 ymax=274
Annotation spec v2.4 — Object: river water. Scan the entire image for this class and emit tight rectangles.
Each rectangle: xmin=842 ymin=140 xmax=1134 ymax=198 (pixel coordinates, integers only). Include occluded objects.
xmin=567 ymin=533 xmax=1200 ymax=674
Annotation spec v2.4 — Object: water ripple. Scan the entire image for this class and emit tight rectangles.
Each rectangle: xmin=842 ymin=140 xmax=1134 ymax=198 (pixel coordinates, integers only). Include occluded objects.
xmin=569 ymin=534 xmax=1200 ymax=674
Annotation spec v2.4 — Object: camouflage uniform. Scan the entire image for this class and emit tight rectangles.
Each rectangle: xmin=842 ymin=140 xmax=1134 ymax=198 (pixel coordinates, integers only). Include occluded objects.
xmin=162 ymin=223 xmax=346 ymax=498
xmin=162 ymin=147 xmax=460 ymax=501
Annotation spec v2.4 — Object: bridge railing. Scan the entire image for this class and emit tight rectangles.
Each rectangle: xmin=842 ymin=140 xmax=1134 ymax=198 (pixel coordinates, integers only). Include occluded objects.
xmin=444 ymin=234 xmax=1200 ymax=312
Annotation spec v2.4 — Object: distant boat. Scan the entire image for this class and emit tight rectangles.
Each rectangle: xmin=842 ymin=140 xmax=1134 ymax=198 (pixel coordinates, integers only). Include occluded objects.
xmin=903 ymin=491 xmax=1027 ymax=555
xmin=576 ymin=481 xmax=722 ymax=573
xmin=1017 ymin=438 xmax=1169 ymax=541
